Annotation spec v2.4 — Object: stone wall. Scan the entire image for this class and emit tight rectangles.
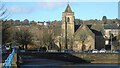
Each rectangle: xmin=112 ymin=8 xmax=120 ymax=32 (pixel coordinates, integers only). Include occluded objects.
xmin=73 ymin=35 xmax=95 ymax=51
xmin=71 ymin=53 xmax=120 ymax=64
xmin=18 ymin=52 xmax=120 ymax=64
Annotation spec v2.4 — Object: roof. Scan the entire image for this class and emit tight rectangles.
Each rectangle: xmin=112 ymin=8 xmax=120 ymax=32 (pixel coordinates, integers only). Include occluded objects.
xmin=90 ymin=29 xmax=103 ymax=36
xmin=75 ymin=25 xmax=80 ymax=32
xmin=65 ymin=4 xmax=72 ymax=12
xmin=74 ymin=24 xmax=95 ymax=40
xmin=104 ymin=24 xmax=119 ymax=29
xmin=75 ymin=24 xmax=92 ymax=32
xmin=75 ymin=24 xmax=103 ymax=36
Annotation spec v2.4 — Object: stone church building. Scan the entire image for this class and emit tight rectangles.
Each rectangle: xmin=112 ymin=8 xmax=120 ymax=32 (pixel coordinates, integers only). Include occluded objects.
xmin=55 ymin=4 xmax=105 ymax=51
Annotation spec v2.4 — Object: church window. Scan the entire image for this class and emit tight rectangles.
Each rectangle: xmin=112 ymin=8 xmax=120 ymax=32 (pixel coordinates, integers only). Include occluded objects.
xmin=67 ymin=17 xmax=70 ymax=22
xmin=75 ymin=44 xmax=78 ymax=48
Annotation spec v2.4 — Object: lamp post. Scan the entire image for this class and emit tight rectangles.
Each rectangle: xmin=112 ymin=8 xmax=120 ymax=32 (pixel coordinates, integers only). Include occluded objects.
xmin=41 ymin=26 xmax=43 ymax=47
xmin=71 ymin=36 xmax=73 ymax=50
xmin=110 ymin=32 xmax=112 ymax=53
xmin=61 ymin=33 xmax=62 ymax=52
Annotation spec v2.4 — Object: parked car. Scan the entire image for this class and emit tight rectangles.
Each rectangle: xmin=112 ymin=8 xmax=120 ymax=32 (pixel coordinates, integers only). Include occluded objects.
xmin=114 ymin=50 xmax=120 ymax=53
xmin=73 ymin=51 xmax=76 ymax=53
xmin=20 ymin=50 xmax=25 ymax=52
xmin=83 ymin=51 xmax=88 ymax=53
xmin=64 ymin=49 xmax=74 ymax=53
xmin=100 ymin=48 xmax=106 ymax=53
xmin=88 ymin=50 xmax=93 ymax=53
xmin=78 ymin=51 xmax=82 ymax=53
xmin=92 ymin=49 xmax=98 ymax=53
xmin=67 ymin=49 xmax=74 ymax=53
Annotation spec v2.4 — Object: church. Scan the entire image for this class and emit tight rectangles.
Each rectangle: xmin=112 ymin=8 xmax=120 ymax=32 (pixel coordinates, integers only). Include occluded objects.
xmin=55 ymin=3 xmax=105 ymax=52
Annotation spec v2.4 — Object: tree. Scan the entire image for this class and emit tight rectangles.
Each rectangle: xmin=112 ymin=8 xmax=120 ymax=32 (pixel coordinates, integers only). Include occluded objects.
xmin=0 ymin=3 xmax=8 ymax=20
xmin=0 ymin=3 xmax=12 ymax=44
xmin=110 ymin=33 xmax=114 ymax=38
xmin=2 ymin=20 xmax=13 ymax=44
xmin=75 ymin=19 xmax=83 ymax=24
xmin=15 ymin=27 xmax=33 ymax=50
xmin=42 ymin=26 xmax=55 ymax=49
xmin=112 ymin=20 xmax=116 ymax=24
xmin=29 ymin=25 xmax=41 ymax=47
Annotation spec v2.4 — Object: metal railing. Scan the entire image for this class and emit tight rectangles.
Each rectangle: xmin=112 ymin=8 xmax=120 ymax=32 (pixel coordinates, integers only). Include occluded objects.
xmin=2 ymin=49 xmax=16 ymax=68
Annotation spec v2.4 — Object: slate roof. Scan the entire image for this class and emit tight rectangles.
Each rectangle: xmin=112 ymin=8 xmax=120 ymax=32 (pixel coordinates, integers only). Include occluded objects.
xmin=74 ymin=24 xmax=95 ymax=40
xmin=75 ymin=25 xmax=80 ymax=32
xmin=65 ymin=4 xmax=72 ymax=12
xmin=75 ymin=24 xmax=103 ymax=36
xmin=104 ymin=24 xmax=119 ymax=29
xmin=75 ymin=25 xmax=92 ymax=32
xmin=90 ymin=29 xmax=103 ymax=36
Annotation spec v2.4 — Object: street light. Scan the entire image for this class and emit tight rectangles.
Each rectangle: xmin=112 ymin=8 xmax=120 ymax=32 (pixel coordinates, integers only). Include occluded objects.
xmin=110 ymin=32 xmax=113 ymax=53
xmin=61 ymin=33 xmax=62 ymax=52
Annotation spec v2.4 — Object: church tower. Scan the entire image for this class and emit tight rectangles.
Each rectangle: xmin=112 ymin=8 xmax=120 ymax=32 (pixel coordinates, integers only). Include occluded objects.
xmin=62 ymin=3 xmax=75 ymax=39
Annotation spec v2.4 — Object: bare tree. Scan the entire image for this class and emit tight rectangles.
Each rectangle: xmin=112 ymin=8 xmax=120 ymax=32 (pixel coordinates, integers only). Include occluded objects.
xmin=0 ymin=2 xmax=10 ymax=20
xmin=15 ymin=27 xmax=33 ymax=50
xmin=0 ymin=3 xmax=12 ymax=45
xmin=42 ymin=26 xmax=55 ymax=49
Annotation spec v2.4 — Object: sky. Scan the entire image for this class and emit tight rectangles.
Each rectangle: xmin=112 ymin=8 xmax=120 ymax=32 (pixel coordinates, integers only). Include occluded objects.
xmin=3 ymin=2 xmax=118 ymax=22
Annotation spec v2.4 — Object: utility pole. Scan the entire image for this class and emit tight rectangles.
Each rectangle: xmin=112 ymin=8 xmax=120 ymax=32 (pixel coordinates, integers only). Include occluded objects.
xmin=61 ymin=33 xmax=62 ymax=52
xmin=110 ymin=33 xmax=112 ymax=53
xmin=41 ymin=26 xmax=43 ymax=46
xmin=71 ymin=36 xmax=73 ymax=50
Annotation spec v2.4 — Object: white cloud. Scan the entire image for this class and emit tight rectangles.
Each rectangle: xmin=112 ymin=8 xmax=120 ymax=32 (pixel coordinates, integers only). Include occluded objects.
xmin=7 ymin=2 xmax=65 ymax=14
xmin=37 ymin=2 xmax=65 ymax=10
xmin=8 ymin=6 xmax=34 ymax=14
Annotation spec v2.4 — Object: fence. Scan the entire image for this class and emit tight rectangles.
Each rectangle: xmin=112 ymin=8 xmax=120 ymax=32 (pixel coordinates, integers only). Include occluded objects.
xmin=2 ymin=49 xmax=16 ymax=68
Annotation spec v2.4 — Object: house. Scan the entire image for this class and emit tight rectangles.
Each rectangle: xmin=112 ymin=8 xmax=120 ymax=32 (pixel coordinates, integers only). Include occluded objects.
xmin=104 ymin=24 xmax=119 ymax=38
xmin=104 ymin=24 xmax=120 ymax=50
xmin=37 ymin=21 xmax=50 ymax=26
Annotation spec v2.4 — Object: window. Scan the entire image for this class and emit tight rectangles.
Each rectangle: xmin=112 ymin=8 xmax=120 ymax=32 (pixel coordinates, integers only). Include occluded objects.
xmin=67 ymin=17 xmax=70 ymax=22
xmin=75 ymin=44 xmax=78 ymax=48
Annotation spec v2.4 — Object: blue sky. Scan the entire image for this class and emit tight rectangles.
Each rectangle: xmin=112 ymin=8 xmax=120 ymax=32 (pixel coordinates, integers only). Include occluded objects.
xmin=4 ymin=2 xmax=118 ymax=22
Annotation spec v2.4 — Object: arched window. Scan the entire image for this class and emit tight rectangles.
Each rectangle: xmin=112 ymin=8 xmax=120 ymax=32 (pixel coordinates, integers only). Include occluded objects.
xmin=67 ymin=17 xmax=70 ymax=22
xmin=75 ymin=44 xmax=78 ymax=48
